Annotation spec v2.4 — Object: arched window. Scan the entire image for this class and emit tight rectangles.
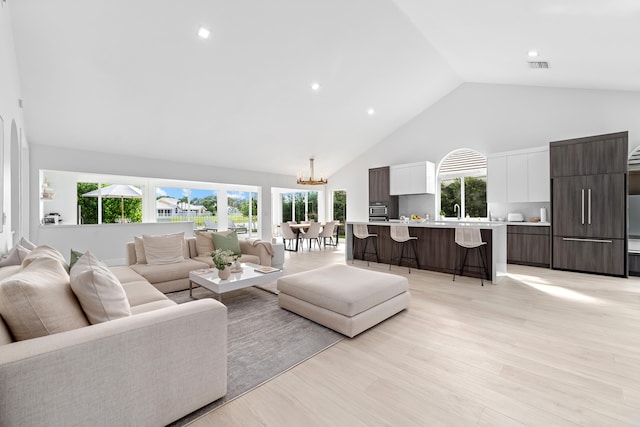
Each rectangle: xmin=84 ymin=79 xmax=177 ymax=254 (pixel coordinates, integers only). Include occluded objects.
xmin=438 ymin=149 xmax=487 ymax=218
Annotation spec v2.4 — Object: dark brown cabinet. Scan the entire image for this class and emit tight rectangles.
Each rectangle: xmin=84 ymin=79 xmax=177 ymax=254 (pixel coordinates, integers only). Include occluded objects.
xmin=507 ymin=225 xmax=550 ymax=267
xmin=552 ymin=174 xmax=626 ymax=239
xmin=368 ymin=166 xmax=398 ymax=218
xmin=550 ymin=132 xmax=628 ymax=177
xmin=550 ymin=131 xmax=628 ymax=277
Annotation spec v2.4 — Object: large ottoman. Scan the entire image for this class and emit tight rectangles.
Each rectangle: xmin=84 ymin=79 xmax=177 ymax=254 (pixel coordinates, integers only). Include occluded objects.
xmin=277 ymin=264 xmax=410 ymax=338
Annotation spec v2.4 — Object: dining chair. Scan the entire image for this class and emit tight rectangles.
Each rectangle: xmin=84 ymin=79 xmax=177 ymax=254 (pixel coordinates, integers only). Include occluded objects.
xmin=299 ymin=221 xmax=322 ymax=251
xmin=319 ymin=221 xmax=337 ymax=248
xmin=452 ymin=227 xmax=489 ymax=286
xmin=281 ymin=222 xmax=298 ymax=252
xmin=389 ymin=225 xmax=419 ymax=273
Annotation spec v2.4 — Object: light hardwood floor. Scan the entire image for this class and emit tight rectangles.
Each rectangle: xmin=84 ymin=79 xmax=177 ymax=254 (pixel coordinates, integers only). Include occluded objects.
xmin=190 ymin=243 xmax=640 ymax=426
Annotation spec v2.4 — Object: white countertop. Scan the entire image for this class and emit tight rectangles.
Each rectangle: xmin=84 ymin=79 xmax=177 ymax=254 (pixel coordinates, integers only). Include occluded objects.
xmin=350 ymin=220 xmax=507 ymax=229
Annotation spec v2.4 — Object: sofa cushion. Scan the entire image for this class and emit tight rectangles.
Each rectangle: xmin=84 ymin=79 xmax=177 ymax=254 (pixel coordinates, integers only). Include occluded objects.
xmin=109 ymin=265 xmax=147 ymax=284
xmin=21 ymin=244 xmax=69 ymax=272
xmin=121 ymin=280 xmax=170 ymax=307
xmin=193 ymin=254 xmax=260 ymax=267
xmin=142 ymin=232 xmax=186 ymax=265
xmin=211 ymin=231 xmax=241 ymax=256
xmin=0 ymin=257 xmax=89 ymax=341
xmin=195 ymin=231 xmax=215 ymax=257
xmin=130 ymin=299 xmax=177 ymax=315
xmin=130 ymin=259 xmax=209 ymax=284
xmin=0 ymin=244 xmax=30 ymax=267
xmin=70 ymin=251 xmax=131 ymax=325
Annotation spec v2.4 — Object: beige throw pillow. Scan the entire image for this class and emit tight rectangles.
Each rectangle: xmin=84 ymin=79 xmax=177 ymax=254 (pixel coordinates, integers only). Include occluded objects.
xmin=142 ymin=232 xmax=185 ymax=265
xmin=0 ymin=257 xmax=89 ymax=341
xmin=195 ymin=231 xmax=215 ymax=256
xmin=70 ymin=251 xmax=131 ymax=324
xmin=21 ymin=244 xmax=69 ymax=272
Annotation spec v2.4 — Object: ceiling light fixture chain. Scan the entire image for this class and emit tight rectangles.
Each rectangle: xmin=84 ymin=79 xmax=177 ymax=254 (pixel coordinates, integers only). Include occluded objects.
xmin=297 ymin=157 xmax=327 ymax=185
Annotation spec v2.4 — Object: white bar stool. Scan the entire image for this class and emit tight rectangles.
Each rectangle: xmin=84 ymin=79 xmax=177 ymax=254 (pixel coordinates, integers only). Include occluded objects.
xmin=452 ymin=227 xmax=489 ymax=286
xmin=389 ymin=225 xmax=419 ymax=273
xmin=352 ymin=224 xmax=378 ymax=266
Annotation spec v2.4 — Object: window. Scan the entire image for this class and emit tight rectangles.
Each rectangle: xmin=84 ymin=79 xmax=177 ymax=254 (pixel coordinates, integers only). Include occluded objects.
xmin=332 ymin=190 xmax=346 ymax=236
xmin=77 ymin=182 xmax=142 ymax=224
xmin=228 ymin=191 xmax=259 ymax=236
xmin=438 ymin=149 xmax=487 ymax=218
xmin=281 ymin=190 xmax=318 ymax=222
xmin=156 ymin=187 xmax=217 ymax=228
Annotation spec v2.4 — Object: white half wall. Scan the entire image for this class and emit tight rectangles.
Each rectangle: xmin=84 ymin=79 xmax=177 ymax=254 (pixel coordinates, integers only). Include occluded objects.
xmin=327 ymin=82 xmax=640 ymax=222
xmin=37 ymin=221 xmax=196 ymax=266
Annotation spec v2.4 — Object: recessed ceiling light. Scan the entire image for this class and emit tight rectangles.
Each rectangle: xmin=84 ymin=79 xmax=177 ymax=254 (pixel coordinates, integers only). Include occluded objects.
xmin=197 ymin=27 xmax=211 ymax=39
xmin=528 ymin=50 xmax=539 ymax=58
xmin=367 ymin=108 xmax=376 ymax=116
xmin=311 ymin=82 xmax=320 ymax=92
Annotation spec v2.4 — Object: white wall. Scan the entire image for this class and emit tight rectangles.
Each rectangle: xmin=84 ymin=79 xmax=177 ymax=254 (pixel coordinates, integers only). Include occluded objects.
xmin=327 ymin=82 xmax=640 ymax=222
xmin=0 ymin=2 xmax=27 ymax=252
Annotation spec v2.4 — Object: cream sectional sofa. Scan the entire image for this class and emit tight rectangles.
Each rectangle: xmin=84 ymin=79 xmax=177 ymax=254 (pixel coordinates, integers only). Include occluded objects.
xmin=0 ymin=245 xmax=227 ymax=426
xmin=126 ymin=233 xmax=278 ymax=293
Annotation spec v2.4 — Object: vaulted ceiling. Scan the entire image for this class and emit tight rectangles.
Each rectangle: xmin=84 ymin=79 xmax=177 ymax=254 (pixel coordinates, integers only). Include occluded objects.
xmin=9 ymin=0 xmax=640 ymax=177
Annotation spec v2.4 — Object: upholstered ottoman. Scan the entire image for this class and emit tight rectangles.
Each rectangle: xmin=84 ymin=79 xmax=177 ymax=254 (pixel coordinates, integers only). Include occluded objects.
xmin=277 ymin=264 xmax=410 ymax=337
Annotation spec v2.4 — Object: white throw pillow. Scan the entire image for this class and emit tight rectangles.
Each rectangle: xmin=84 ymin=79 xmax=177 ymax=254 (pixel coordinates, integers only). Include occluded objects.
xmin=0 ymin=244 xmax=30 ymax=267
xmin=21 ymin=244 xmax=69 ymax=272
xmin=0 ymin=257 xmax=89 ymax=341
xmin=17 ymin=236 xmax=37 ymax=251
xmin=142 ymin=232 xmax=186 ymax=265
xmin=70 ymin=251 xmax=131 ymax=324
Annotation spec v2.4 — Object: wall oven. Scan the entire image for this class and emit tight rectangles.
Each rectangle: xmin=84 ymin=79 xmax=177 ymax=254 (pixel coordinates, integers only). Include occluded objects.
xmin=368 ymin=203 xmax=388 ymax=217
xmin=368 ymin=202 xmax=388 ymax=222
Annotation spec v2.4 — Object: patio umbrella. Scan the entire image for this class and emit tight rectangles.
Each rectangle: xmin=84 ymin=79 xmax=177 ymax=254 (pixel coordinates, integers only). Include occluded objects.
xmin=81 ymin=184 xmax=142 ymax=222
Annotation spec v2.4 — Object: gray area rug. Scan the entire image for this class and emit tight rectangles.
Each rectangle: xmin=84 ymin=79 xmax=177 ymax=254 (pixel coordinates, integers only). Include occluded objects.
xmin=166 ymin=285 xmax=343 ymax=426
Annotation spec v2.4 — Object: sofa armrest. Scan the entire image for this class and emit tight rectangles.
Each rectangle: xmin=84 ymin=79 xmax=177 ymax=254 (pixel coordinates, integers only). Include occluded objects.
xmin=125 ymin=241 xmax=137 ymax=265
xmin=0 ymin=299 xmax=227 ymax=426
xmin=239 ymin=239 xmax=272 ymax=266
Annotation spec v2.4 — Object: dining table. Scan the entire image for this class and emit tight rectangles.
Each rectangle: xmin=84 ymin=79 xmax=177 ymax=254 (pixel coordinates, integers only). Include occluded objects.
xmin=287 ymin=222 xmax=342 ymax=252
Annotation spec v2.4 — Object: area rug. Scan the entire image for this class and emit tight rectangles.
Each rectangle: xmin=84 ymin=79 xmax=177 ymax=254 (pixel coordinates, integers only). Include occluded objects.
xmin=166 ymin=286 xmax=343 ymax=426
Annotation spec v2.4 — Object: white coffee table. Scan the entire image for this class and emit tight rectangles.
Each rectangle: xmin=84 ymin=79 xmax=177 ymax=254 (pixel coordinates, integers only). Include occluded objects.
xmin=188 ymin=263 xmax=283 ymax=300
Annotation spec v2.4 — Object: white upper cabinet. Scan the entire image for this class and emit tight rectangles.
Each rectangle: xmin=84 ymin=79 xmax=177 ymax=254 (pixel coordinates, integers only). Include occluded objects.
xmin=390 ymin=161 xmax=435 ymax=195
xmin=487 ymin=156 xmax=507 ymax=202
xmin=527 ymin=150 xmax=550 ymax=201
xmin=487 ymin=146 xmax=549 ymax=203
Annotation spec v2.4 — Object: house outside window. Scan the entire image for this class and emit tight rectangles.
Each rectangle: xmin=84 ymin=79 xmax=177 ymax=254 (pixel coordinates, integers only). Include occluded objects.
xmin=438 ymin=149 xmax=487 ymax=218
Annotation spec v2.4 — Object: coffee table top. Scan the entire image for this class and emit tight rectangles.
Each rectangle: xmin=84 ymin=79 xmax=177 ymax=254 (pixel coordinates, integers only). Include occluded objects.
xmin=189 ymin=263 xmax=283 ymax=295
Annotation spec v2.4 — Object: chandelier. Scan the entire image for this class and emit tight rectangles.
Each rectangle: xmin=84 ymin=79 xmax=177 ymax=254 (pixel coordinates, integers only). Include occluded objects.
xmin=297 ymin=157 xmax=327 ymax=185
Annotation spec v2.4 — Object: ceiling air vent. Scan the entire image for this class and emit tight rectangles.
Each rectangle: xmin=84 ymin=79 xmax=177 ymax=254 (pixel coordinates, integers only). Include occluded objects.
xmin=528 ymin=61 xmax=550 ymax=69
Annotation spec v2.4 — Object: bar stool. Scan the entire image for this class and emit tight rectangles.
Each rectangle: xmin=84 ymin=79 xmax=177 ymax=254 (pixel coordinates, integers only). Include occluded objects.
xmin=389 ymin=225 xmax=419 ymax=273
xmin=452 ymin=227 xmax=489 ymax=286
xmin=352 ymin=224 xmax=378 ymax=266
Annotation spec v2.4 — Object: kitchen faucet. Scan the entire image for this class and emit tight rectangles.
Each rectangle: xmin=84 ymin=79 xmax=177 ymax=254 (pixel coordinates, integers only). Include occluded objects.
xmin=454 ymin=203 xmax=461 ymax=219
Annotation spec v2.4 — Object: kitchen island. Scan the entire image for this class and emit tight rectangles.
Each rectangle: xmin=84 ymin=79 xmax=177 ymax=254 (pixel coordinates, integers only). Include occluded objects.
xmin=346 ymin=221 xmax=507 ymax=284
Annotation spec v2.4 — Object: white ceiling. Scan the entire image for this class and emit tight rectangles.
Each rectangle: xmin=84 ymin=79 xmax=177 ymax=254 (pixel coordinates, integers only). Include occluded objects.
xmin=9 ymin=0 xmax=640 ymax=177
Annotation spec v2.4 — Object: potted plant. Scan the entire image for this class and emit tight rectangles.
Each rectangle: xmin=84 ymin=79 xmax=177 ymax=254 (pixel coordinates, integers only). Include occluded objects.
xmin=211 ymin=249 xmax=235 ymax=279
